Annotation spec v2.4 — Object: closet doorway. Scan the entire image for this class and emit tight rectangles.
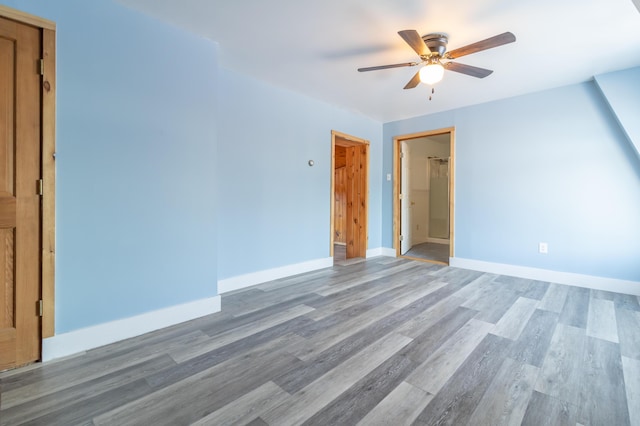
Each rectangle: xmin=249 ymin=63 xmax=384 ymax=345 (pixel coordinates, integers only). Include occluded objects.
xmin=393 ymin=128 xmax=454 ymax=265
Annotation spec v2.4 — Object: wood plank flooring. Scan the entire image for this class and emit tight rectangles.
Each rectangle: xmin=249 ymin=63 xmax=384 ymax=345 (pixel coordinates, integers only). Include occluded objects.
xmin=404 ymin=242 xmax=450 ymax=264
xmin=1 ymin=257 xmax=638 ymax=425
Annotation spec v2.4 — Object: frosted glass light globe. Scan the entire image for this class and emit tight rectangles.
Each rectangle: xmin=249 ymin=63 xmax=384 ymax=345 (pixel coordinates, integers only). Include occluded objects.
xmin=419 ymin=63 xmax=444 ymax=85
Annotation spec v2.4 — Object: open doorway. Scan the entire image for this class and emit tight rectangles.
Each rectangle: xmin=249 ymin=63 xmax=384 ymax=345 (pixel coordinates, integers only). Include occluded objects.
xmin=331 ymin=131 xmax=369 ymax=265
xmin=394 ymin=128 xmax=454 ymax=265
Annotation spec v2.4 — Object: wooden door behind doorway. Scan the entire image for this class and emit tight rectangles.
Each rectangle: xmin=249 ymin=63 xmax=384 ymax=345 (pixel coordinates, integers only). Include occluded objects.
xmin=332 ymin=132 xmax=368 ymax=260
xmin=0 ymin=15 xmax=42 ymax=370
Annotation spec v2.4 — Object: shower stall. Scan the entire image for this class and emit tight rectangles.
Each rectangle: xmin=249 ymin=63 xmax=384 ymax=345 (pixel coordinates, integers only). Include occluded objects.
xmin=427 ymin=157 xmax=450 ymax=242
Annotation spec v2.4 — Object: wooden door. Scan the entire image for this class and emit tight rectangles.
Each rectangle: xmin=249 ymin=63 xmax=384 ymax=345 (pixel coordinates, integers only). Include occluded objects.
xmin=331 ymin=132 xmax=368 ymax=260
xmin=345 ymin=144 xmax=367 ymax=259
xmin=0 ymin=16 xmax=42 ymax=370
xmin=334 ymin=145 xmax=347 ymax=244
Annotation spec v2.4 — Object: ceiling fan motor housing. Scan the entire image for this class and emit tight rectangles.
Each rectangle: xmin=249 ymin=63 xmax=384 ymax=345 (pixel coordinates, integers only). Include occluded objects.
xmin=422 ymin=33 xmax=448 ymax=57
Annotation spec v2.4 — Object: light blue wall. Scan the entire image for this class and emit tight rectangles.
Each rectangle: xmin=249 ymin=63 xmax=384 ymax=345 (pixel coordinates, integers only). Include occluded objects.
xmin=384 ymin=81 xmax=640 ymax=281
xmin=1 ymin=0 xmax=219 ymax=333
xmin=217 ymin=69 xmax=382 ymax=279
xmin=594 ymin=67 xmax=640 ymax=160
xmin=4 ymin=0 xmax=638 ymax=336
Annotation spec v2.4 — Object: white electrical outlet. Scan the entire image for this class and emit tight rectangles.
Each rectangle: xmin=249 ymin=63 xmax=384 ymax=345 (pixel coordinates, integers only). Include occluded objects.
xmin=539 ymin=242 xmax=548 ymax=254
xmin=386 ymin=173 xmax=391 ymax=181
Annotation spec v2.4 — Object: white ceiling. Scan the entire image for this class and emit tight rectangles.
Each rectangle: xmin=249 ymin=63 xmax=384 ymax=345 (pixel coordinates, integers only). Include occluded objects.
xmin=117 ymin=0 xmax=640 ymax=123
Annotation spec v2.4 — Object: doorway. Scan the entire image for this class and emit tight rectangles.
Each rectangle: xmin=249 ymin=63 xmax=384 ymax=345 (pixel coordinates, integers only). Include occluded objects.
xmin=394 ymin=128 xmax=454 ymax=265
xmin=0 ymin=6 xmax=56 ymax=371
xmin=331 ymin=131 xmax=369 ymax=265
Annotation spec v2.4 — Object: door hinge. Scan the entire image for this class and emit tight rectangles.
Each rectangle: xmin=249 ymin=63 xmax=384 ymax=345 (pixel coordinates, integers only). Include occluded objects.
xmin=37 ymin=300 xmax=43 ymax=317
xmin=400 ymin=152 xmax=404 ymax=159
xmin=39 ymin=59 xmax=44 ymax=75
xmin=399 ymin=235 xmax=404 ymax=241
xmin=399 ymin=193 xmax=403 ymax=200
xmin=37 ymin=179 xmax=43 ymax=196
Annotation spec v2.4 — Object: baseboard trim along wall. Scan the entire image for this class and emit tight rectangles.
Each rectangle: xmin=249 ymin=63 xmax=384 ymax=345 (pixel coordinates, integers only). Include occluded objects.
xmin=42 ymin=295 xmax=222 ymax=362
xmin=218 ymin=257 xmax=333 ymax=294
xmin=374 ymin=247 xmax=397 ymax=257
xmin=450 ymin=257 xmax=640 ymax=296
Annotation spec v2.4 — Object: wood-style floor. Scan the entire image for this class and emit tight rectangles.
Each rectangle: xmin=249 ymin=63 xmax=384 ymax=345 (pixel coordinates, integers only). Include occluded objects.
xmin=404 ymin=242 xmax=450 ymax=264
xmin=1 ymin=257 xmax=639 ymax=425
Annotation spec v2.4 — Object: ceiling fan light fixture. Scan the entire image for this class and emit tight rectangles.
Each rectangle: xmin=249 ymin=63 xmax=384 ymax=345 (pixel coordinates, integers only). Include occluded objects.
xmin=419 ymin=62 xmax=444 ymax=85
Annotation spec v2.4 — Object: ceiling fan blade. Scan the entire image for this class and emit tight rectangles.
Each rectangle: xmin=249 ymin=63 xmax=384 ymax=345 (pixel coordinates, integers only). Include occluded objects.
xmin=403 ymin=71 xmax=422 ymax=89
xmin=445 ymin=62 xmax=493 ymax=78
xmin=446 ymin=32 xmax=516 ymax=59
xmin=398 ymin=30 xmax=430 ymax=56
xmin=357 ymin=62 xmax=418 ymax=72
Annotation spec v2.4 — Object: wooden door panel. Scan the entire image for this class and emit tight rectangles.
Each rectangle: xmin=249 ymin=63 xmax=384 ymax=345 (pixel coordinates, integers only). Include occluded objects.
xmin=346 ymin=145 xmax=367 ymax=259
xmin=0 ymin=16 xmax=42 ymax=370
xmin=334 ymin=167 xmax=346 ymax=244
xmin=356 ymin=145 xmax=367 ymax=258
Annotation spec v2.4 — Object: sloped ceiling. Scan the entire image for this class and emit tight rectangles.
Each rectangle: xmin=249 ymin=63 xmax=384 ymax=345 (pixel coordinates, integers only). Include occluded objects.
xmin=117 ymin=0 xmax=640 ymax=123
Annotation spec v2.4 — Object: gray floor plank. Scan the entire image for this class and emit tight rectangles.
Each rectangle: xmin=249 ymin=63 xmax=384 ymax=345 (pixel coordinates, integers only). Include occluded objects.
xmin=145 ymin=317 xmax=313 ymax=390
xmin=463 ymin=285 xmax=521 ymax=324
xmin=94 ymin=347 xmax=303 ymax=425
xmin=509 ymin=308 xmax=559 ymax=367
xmin=190 ymin=381 xmax=289 ymax=426
xmin=25 ymin=379 xmax=153 ymax=426
xmin=412 ymin=333 xmax=513 ymax=426
xmin=395 ymin=295 xmax=466 ymax=339
xmin=467 ymin=357 xmax=539 ymax=426
xmin=262 ymin=333 xmax=412 ymax=426
xmin=169 ymin=304 xmax=314 ymax=362
xmin=534 ymin=324 xmax=586 ymax=405
xmin=304 ymin=272 xmax=437 ymax=320
xmin=273 ymin=280 xmax=472 ymax=394
xmin=558 ymin=286 xmax=590 ymax=328
xmin=406 ymin=319 xmax=494 ymax=395
xmin=538 ymin=283 xmax=570 ymax=313
xmin=521 ymin=391 xmax=579 ymax=426
xmin=404 ymin=306 xmax=478 ymax=364
xmin=245 ymin=418 xmax=269 ymax=426
xmin=616 ymin=307 xmax=640 ymax=360
xmin=586 ymin=296 xmax=619 ymax=343
xmin=591 ymin=288 xmax=616 ymax=301
xmin=519 ymin=280 xmax=550 ymax=301
xmin=301 ymin=350 xmax=418 ymax=425
xmin=356 ymin=381 xmax=433 ymax=426
xmin=287 ymin=280 xmax=446 ymax=362
xmin=614 ymin=293 xmax=640 ymax=312
xmin=622 ymin=356 xmax=640 ymax=426
xmin=2 ymin=259 xmax=638 ymax=426
xmin=0 ymin=355 xmax=175 ymax=425
xmin=492 ymin=296 xmax=539 ymax=341
xmin=577 ymin=336 xmax=630 ymax=426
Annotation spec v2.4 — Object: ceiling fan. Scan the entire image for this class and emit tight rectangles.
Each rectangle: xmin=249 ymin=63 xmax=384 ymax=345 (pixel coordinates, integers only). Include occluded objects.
xmin=358 ymin=30 xmax=516 ymax=90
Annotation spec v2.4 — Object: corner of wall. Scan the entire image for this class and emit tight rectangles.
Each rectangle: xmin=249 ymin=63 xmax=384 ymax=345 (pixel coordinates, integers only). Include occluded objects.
xmin=593 ymin=68 xmax=640 ymax=162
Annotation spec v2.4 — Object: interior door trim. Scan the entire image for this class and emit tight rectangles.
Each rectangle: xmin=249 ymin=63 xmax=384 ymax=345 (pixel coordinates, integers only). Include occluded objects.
xmin=393 ymin=127 xmax=455 ymax=263
xmin=0 ymin=5 xmax=56 ymax=340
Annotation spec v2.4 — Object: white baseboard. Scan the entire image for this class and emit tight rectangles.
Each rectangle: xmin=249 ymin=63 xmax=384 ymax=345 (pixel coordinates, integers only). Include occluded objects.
xmin=426 ymin=237 xmax=449 ymax=245
xmin=366 ymin=247 xmax=397 ymax=258
xmin=366 ymin=247 xmax=382 ymax=258
xmin=218 ymin=257 xmax=333 ymax=294
xmin=450 ymin=257 xmax=640 ymax=296
xmin=42 ymin=295 xmax=221 ymax=362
